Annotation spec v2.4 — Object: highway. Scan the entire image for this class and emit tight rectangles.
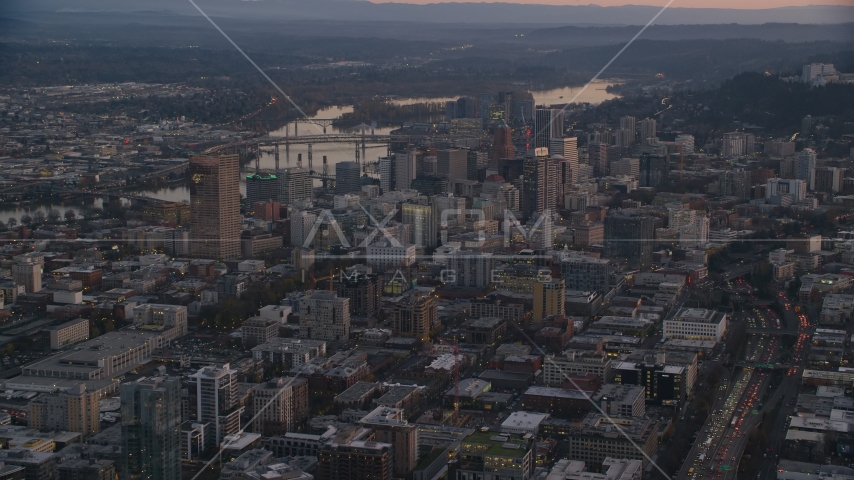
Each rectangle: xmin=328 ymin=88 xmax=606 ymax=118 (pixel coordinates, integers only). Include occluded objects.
xmin=677 ymin=277 xmax=782 ymax=479
xmin=678 ymin=275 xmax=817 ymax=479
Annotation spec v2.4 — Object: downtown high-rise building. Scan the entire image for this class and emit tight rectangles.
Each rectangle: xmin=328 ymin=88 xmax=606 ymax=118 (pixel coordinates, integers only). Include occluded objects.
xmin=437 ymin=149 xmax=468 ymax=182
xmin=298 ymin=291 xmax=351 ymax=342
xmin=394 ymin=151 xmax=417 ymax=191
xmin=479 ymin=93 xmax=496 ymax=126
xmin=534 ymin=109 xmax=564 ymax=149
xmin=379 ymin=156 xmax=395 ymax=193
xmin=719 ymin=168 xmax=751 ymax=199
xmin=187 ymin=364 xmax=244 ymax=444
xmin=549 ymin=137 xmax=579 ymax=185
xmin=391 ymin=291 xmax=437 ymax=342
xmin=604 ymin=214 xmax=654 ymax=269
xmin=28 ymin=383 xmax=99 ymax=437
xmin=619 ymin=116 xmax=636 ymax=137
xmin=490 ymin=119 xmax=515 ymax=165
xmin=533 ymin=279 xmax=565 ymax=322
xmin=402 ymin=202 xmax=437 ymax=247
xmin=359 ymin=407 xmax=418 ymax=478
xmin=274 ymin=167 xmax=312 ymax=204
xmin=639 ymin=154 xmax=669 ymax=188
xmin=522 ymin=152 xmax=561 ymax=219
xmin=797 ymin=148 xmax=817 ymax=190
xmin=12 ymin=252 xmax=43 ymax=293
xmin=251 ymin=377 xmax=295 ymax=436
xmin=189 ymin=154 xmax=241 ymax=259
xmin=246 ymin=171 xmax=279 ymax=207
xmin=120 ymin=376 xmax=182 ymax=480
xmin=561 ymin=256 xmax=612 ymax=295
xmin=640 ymin=118 xmax=657 ymax=146
xmin=317 ymin=434 xmax=392 ymax=480
xmin=588 ymin=141 xmax=609 ymax=177
xmin=335 ymin=161 xmax=361 ymax=195
xmin=337 ymin=270 xmax=381 ymax=318
xmin=815 ymin=166 xmax=842 ymax=194
xmin=290 ymin=210 xmax=318 ymax=248
xmin=674 ymin=134 xmax=695 ymax=154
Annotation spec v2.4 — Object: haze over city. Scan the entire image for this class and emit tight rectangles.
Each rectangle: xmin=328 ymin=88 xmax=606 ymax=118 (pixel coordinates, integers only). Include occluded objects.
xmin=0 ymin=1 xmax=852 ymax=480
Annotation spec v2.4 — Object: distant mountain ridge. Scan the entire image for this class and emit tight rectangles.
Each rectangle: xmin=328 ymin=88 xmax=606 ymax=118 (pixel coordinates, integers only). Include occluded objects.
xmin=5 ymin=0 xmax=854 ymax=25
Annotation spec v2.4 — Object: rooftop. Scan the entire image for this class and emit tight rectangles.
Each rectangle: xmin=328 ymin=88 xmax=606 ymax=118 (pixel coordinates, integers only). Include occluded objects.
xmin=524 ymin=386 xmax=592 ymax=400
xmin=461 ymin=430 xmax=532 ymax=458
xmin=671 ymin=308 xmax=726 ymax=323
xmin=502 ymin=411 xmax=550 ymax=430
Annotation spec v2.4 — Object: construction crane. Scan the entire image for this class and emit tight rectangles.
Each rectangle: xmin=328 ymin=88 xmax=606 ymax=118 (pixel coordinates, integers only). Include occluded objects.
xmin=309 ymin=268 xmax=336 ymax=291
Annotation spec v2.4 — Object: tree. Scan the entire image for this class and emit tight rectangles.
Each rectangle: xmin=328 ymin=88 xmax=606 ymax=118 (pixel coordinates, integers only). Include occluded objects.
xmin=64 ymin=210 xmax=76 ymax=222
xmin=19 ymin=214 xmax=32 ymax=225
xmin=0 ymin=219 xmax=5 ymax=231
xmin=33 ymin=211 xmax=45 ymax=224
xmin=47 ymin=209 xmax=60 ymax=222
xmin=6 ymin=217 xmax=16 ymax=228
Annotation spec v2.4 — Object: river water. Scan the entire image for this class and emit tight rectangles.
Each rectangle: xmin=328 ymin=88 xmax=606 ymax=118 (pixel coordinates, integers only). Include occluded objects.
xmin=0 ymin=82 xmax=619 ymax=215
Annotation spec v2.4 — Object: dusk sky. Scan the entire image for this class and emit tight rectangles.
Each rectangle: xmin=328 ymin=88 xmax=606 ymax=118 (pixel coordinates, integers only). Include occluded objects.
xmin=367 ymin=0 xmax=853 ymax=8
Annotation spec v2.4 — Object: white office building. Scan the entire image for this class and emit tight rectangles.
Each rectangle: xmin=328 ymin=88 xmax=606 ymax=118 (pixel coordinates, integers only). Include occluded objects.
xmin=366 ymin=239 xmax=416 ymax=272
xmin=663 ymin=308 xmax=728 ymax=342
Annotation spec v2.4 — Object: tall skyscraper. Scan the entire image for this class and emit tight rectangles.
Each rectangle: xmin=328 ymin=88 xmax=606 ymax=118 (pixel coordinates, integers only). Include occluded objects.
xmin=534 ymin=109 xmax=564 ymax=149
xmin=336 ymin=161 xmax=361 ymax=195
xmin=619 ymin=116 xmax=636 ymax=137
xmin=639 ymin=154 xmax=669 ymax=188
xmin=604 ymin=214 xmax=654 ymax=269
xmin=189 ymin=154 xmax=240 ymax=259
xmin=549 ymin=137 xmax=579 ymax=185
xmin=437 ymin=149 xmax=468 ymax=182
xmin=379 ymin=156 xmax=395 ymax=193
xmin=490 ymin=120 xmax=515 ymax=164
xmin=120 ymin=376 xmax=182 ymax=480
xmin=402 ymin=202 xmax=437 ymax=247
xmin=588 ymin=141 xmax=609 ymax=177
xmin=298 ymin=291 xmax=351 ymax=342
xmin=478 ymin=93 xmax=496 ymax=126
xmin=640 ymin=118 xmax=657 ymax=146
xmin=394 ymin=151 xmax=417 ymax=190
xmin=797 ymin=148 xmax=817 ymax=190
xmin=276 ymin=167 xmax=313 ymax=204
xmin=615 ymin=129 xmax=634 ymax=147
xmin=533 ymin=279 xmax=565 ymax=322
xmin=187 ymin=364 xmax=244 ymax=444
xmin=245 ymin=172 xmax=279 ymax=207
xmin=290 ymin=210 xmax=317 ymax=248
xmin=522 ymin=152 xmax=560 ymax=219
